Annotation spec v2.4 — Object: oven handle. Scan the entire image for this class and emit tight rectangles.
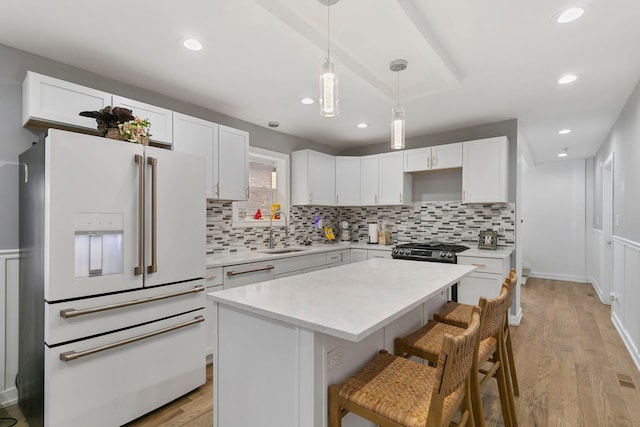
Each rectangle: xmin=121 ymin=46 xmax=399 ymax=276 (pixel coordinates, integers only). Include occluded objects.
xmin=59 ymin=315 xmax=204 ymax=362
xmin=59 ymin=285 xmax=205 ymax=319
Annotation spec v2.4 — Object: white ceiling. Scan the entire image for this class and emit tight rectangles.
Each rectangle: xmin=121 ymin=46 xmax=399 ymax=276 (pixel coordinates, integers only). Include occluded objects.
xmin=1 ymin=0 xmax=639 ymax=164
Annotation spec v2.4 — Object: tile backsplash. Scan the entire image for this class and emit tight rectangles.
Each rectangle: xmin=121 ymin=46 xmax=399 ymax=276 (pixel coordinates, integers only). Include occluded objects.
xmin=207 ymin=201 xmax=515 ymax=257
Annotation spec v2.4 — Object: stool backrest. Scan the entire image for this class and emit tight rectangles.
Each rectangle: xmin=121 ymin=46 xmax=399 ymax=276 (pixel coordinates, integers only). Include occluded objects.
xmin=478 ymin=283 xmax=510 ymax=341
xmin=427 ymin=306 xmax=481 ymax=426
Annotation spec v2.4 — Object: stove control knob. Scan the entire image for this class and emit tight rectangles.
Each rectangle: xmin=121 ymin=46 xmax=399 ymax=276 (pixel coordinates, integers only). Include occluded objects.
xmin=403 ymin=249 xmax=410 ymax=255
xmin=447 ymin=252 xmax=453 ymax=258
xmin=440 ymin=252 xmax=446 ymax=257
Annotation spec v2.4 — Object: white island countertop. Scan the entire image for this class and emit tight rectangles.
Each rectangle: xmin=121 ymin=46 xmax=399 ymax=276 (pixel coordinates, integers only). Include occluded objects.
xmin=209 ymin=259 xmax=476 ymax=342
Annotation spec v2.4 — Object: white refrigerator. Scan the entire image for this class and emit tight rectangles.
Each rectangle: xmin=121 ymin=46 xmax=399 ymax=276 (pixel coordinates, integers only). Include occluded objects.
xmin=18 ymin=129 xmax=206 ymax=427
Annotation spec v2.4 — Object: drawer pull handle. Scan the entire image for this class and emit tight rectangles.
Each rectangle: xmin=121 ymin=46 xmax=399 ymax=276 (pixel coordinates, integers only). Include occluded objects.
xmin=226 ymin=265 xmax=275 ymax=277
xmin=59 ymin=286 xmax=205 ymax=318
xmin=59 ymin=315 xmax=204 ymax=362
xmin=471 ymin=263 xmax=486 ymax=267
xmin=206 ymin=275 xmax=218 ymax=281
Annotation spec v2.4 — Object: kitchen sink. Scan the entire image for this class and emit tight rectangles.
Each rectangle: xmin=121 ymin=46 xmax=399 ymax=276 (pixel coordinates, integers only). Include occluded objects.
xmin=259 ymin=248 xmax=308 ymax=254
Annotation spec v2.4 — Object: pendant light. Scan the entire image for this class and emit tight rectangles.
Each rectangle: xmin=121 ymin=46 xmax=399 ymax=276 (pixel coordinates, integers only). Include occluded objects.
xmin=319 ymin=0 xmax=339 ymax=117
xmin=390 ymin=59 xmax=407 ymax=150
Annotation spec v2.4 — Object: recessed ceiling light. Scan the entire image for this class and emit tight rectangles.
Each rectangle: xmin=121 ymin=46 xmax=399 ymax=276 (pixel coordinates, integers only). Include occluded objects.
xmin=268 ymin=121 xmax=280 ymax=128
xmin=357 ymin=123 xmax=368 ymax=128
xmin=558 ymin=148 xmax=569 ymax=158
xmin=558 ymin=74 xmax=578 ymax=84
xmin=301 ymin=97 xmax=314 ymax=105
xmin=183 ymin=39 xmax=203 ymax=51
xmin=557 ymin=8 xmax=585 ymax=24
xmin=558 ymin=129 xmax=572 ymax=135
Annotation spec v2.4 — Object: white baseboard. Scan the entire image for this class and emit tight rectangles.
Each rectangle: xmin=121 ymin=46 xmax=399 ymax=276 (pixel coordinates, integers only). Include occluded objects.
xmin=611 ymin=312 xmax=640 ymax=374
xmin=588 ymin=276 xmax=608 ymax=305
xmin=509 ymin=307 xmax=523 ymax=326
xmin=0 ymin=387 xmax=17 ymax=408
xmin=530 ymin=271 xmax=588 ymax=283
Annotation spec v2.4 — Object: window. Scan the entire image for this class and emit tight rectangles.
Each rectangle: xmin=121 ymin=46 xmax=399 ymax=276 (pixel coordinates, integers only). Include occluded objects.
xmin=232 ymin=147 xmax=289 ymax=227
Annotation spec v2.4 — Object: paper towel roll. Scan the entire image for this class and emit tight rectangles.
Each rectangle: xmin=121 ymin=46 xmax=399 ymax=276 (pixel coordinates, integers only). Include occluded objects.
xmin=368 ymin=224 xmax=379 ymax=243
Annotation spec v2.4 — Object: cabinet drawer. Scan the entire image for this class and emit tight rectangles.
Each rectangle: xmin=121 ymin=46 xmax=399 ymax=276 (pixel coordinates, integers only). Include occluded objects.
xmin=367 ymin=249 xmax=392 ymax=260
xmin=457 ymin=256 xmax=505 ymax=275
xmin=274 ymin=253 xmax=326 ymax=275
xmin=223 ymin=261 xmax=275 ymax=289
xmin=205 ymin=267 xmax=223 ymax=286
xmin=326 ymin=250 xmax=350 ymax=266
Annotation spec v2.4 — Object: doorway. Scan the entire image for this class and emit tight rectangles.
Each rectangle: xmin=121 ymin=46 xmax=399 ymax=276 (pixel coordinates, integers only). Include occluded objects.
xmin=602 ymin=153 xmax=614 ymax=306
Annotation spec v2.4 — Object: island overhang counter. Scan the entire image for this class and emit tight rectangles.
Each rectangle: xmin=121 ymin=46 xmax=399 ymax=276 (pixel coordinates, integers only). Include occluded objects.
xmin=209 ymin=258 xmax=476 ymax=427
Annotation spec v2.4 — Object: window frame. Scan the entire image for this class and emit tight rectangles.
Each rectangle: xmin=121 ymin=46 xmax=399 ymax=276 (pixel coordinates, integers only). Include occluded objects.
xmin=231 ymin=147 xmax=290 ymax=228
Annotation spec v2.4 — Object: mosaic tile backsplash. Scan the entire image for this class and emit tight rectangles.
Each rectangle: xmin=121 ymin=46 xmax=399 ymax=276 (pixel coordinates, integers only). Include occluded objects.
xmin=207 ymin=201 xmax=515 ymax=256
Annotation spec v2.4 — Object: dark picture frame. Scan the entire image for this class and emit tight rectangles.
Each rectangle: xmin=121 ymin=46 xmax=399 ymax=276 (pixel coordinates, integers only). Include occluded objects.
xmin=478 ymin=230 xmax=498 ymax=250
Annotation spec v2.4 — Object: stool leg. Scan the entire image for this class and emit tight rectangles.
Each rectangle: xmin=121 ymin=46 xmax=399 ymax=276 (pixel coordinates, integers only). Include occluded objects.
xmin=470 ymin=361 xmax=486 ymax=427
xmin=505 ymin=328 xmax=520 ymax=396
xmin=328 ymin=385 xmax=342 ymax=427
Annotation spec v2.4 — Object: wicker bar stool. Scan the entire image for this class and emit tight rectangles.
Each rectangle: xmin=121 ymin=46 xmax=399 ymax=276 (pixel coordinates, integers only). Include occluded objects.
xmin=328 ymin=307 xmax=481 ymax=427
xmin=434 ymin=268 xmax=519 ymax=396
xmin=395 ymin=283 xmax=517 ymax=427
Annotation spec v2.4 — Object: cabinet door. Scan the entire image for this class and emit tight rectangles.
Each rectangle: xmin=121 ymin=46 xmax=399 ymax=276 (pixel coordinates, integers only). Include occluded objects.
xmin=457 ymin=273 xmax=503 ymax=305
xmin=217 ymin=126 xmax=249 ymax=201
xmin=431 ymin=142 xmax=462 ymax=170
xmin=360 ymin=154 xmax=379 ymax=205
xmin=462 ymin=137 xmax=508 ymax=203
xmin=23 ymin=71 xmax=111 ymax=130
xmin=379 ymin=152 xmax=407 ymax=205
xmin=112 ymin=96 xmax=173 ymax=145
xmin=223 ymin=262 xmax=275 ymax=289
xmin=404 ymin=147 xmax=431 ymax=172
xmin=335 ymin=156 xmax=360 ymax=205
xmin=307 ymin=151 xmax=335 ymax=205
xmin=172 ymin=113 xmax=217 ymax=198
xmin=350 ymin=249 xmax=368 ymax=263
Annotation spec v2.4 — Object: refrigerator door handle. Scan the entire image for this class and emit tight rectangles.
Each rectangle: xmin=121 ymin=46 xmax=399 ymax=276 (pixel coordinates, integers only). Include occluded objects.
xmin=147 ymin=156 xmax=158 ymax=274
xmin=59 ymin=285 xmax=205 ymax=318
xmin=134 ymin=155 xmax=145 ymax=276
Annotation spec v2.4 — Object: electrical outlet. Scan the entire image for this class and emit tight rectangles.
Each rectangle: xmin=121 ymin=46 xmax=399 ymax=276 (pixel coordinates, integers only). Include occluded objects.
xmin=327 ymin=346 xmax=343 ymax=370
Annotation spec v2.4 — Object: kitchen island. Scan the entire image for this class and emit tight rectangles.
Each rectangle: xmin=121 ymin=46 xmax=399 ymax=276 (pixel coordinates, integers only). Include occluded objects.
xmin=208 ymin=258 xmax=476 ymax=427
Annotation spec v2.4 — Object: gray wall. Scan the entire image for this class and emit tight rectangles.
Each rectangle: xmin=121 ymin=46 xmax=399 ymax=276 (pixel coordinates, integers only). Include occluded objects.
xmin=0 ymin=43 xmax=332 ymax=250
xmin=339 ymin=119 xmax=519 ymax=202
xmin=592 ymin=79 xmax=640 ymax=242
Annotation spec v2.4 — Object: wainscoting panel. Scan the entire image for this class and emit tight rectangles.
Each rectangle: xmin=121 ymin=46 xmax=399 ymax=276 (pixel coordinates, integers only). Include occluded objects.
xmin=611 ymin=237 xmax=640 ymax=373
xmin=0 ymin=250 xmax=19 ymax=408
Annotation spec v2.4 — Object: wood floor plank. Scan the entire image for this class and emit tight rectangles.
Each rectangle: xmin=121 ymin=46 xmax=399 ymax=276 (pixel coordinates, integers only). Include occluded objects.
xmin=3 ymin=278 xmax=640 ymax=426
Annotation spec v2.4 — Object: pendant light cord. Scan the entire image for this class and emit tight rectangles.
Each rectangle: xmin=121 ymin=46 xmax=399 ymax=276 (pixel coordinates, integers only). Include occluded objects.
xmin=396 ymin=71 xmax=400 ymax=109
xmin=327 ymin=1 xmax=331 ymax=60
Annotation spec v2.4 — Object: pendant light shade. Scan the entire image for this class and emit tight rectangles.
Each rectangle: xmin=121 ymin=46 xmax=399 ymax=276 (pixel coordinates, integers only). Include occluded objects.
xmin=390 ymin=59 xmax=407 ymax=150
xmin=319 ymin=0 xmax=339 ymax=117
xmin=391 ymin=107 xmax=405 ymax=150
xmin=320 ymin=59 xmax=339 ymax=117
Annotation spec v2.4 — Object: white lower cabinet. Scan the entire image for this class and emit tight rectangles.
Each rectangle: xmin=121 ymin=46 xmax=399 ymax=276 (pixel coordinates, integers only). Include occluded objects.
xmin=205 ymin=267 xmax=223 ymax=356
xmin=326 ymin=249 xmax=350 ymax=267
xmin=223 ymin=261 xmax=276 ymax=289
xmin=367 ymin=249 xmax=393 ymax=260
xmin=456 ymin=254 xmax=510 ymax=305
xmin=350 ymin=249 xmax=368 ymax=263
xmin=274 ymin=253 xmax=327 ymax=279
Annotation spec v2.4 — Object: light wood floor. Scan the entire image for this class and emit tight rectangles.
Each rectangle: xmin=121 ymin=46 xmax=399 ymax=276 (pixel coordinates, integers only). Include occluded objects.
xmin=2 ymin=278 xmax=640 ymax=426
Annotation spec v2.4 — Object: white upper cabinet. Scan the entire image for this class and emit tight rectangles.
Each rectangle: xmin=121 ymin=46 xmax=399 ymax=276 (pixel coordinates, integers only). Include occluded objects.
xmin=291 ymin=150 xmax=335 ymax=206
xmin=217 ymin=125 xmax=249 ymax=201
xmin=22 ymin=71 xmax=111 ymax=131
xmin=360 ymin=153 xmax=411 ymax=206
xmin=404 ymin=142 xmax=462 ymax=172
xmin=462 ymin=136 xmax=509 ymax=203
xmin=173 ymin=113 xmax=248 ymax=201
xmin=335 ymin=156 xmax=360 ymax=206
xmin=360 ymin=154 xmax=379 ymax=205
xmin=379 ymin=152 xmax=412 ymax=205
xmin=112 ymin=96 xmax=173 ymax=145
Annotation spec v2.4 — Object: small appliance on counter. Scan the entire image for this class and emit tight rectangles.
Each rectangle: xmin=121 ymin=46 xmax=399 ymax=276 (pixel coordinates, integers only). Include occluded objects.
xmin=339 ymin=221 xmax=351 ymax=242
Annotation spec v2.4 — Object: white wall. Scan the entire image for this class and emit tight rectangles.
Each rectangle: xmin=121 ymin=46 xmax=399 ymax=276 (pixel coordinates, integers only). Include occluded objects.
xmin=521 ymin=158 xmax=586 ymax=282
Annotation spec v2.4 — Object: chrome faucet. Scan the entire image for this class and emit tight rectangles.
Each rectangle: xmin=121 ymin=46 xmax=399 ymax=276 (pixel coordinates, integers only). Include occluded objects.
xmin=268 ymin=209 xmax=289 ymax=249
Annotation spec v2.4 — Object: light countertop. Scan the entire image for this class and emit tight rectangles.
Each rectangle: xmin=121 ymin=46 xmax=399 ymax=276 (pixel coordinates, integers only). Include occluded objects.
xmin=459 ymin=248 xmax=513 ymax=259
xmin=208 ymin=259 xmax=476 ymax=342
xmin=206 ymin=242 xmax=393 ymax=268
